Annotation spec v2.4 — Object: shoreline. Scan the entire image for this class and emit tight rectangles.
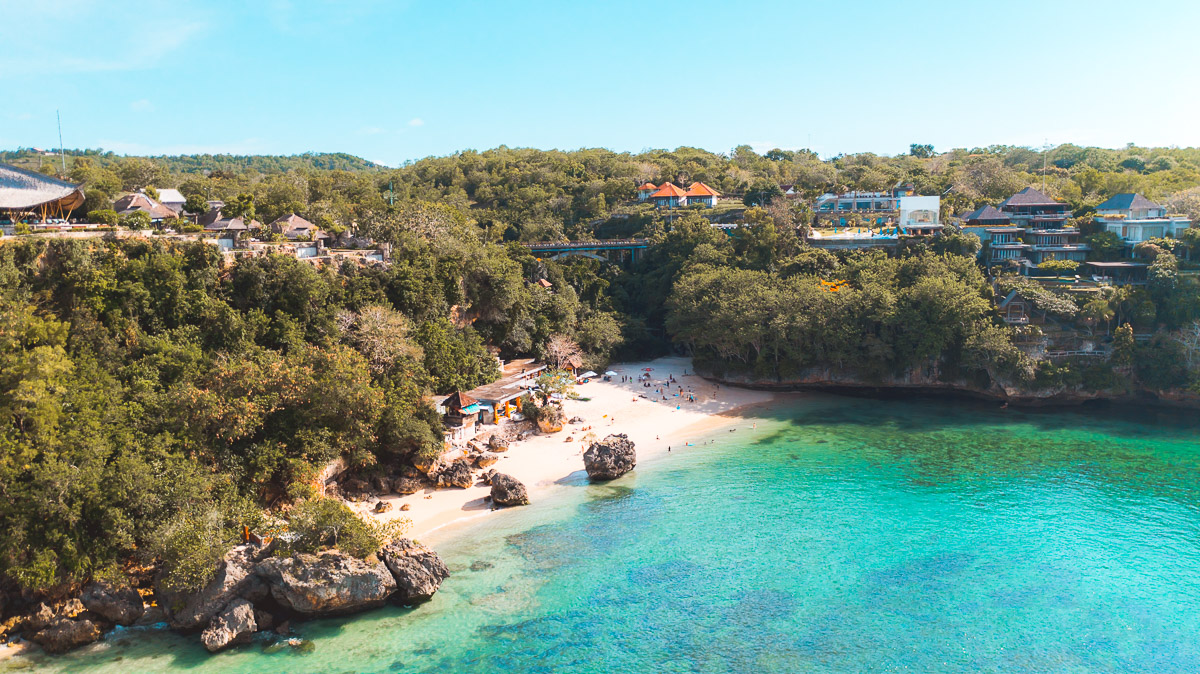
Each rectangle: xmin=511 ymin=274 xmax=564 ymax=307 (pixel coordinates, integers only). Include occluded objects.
xmin=350 ymin=356 xmax=780 ymax=545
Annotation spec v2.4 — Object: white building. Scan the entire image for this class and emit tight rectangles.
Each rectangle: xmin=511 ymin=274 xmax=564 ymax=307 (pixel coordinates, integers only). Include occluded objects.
xmin=897 ymin=195 xmax=941 ymax=231
xmin=1094 ymin=193 xmax=1191 ymax=245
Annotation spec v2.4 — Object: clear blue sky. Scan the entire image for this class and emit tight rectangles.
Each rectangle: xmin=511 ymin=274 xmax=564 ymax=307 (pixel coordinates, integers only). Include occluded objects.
xmin=2 ymin=0 xmax=1197 ymax=166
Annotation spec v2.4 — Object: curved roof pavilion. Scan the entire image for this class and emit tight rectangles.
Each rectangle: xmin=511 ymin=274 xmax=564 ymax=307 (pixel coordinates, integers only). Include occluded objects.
xmin=0 ymin=163 xmax=85 ymax=220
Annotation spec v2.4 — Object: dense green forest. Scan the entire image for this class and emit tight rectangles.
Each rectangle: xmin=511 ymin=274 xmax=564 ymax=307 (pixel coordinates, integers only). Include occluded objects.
xmin=5 ymin=142 xmax=1200 ymax=602
xmin=8 ymin=143 xmax=1200 ymax=240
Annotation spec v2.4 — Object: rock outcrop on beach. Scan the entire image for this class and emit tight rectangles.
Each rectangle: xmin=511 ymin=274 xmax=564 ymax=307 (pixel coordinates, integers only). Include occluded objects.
xmin=433 ymin=458 xmax=475 ymax=488
xmin=583 ymin=433 xmax=637 ymax=480
xmin=80 ymin=581 xmax=144 ymax=626
xmin=200 ymin=598 xmax=257 ymax=653
xmin=31 ymin=617 xmax=101 ymax=654
xmin=381 ymin=539 xmax=450 ymax=604
xmin=487 ymin=434 xmax=510 ymax=452
xmin=254 ymin=552 xmax=396 ymax=616
xmin=489 ymin=473 xmax=529 ymax=506
xmin=21 ymin=536 xmax=452 ymax=656
xmin=159 ymin=544 xmax=269 ymax=631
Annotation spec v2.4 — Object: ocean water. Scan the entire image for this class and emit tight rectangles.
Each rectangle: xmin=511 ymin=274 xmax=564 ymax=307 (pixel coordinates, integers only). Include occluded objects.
xmin=13 ymin=393 xmax=1200 ymax=673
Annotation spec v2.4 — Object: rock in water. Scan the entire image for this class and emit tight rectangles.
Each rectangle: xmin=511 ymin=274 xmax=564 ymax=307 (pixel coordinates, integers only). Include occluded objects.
xmin=158 ymin=544 xmax=269 ymax=630
xmin=255 ymin=552 xmax=396 ymax=616
xmin=490 ymin=473 xmax=529 ymax=506
xmin=583 ymin=433 xmax=637 ymax=481
xmin=201 ymin=598 xmax=257 ymax=653
xmin=434 ymin=459 xmax=474 ymax=488
xmin=31 ymin=618 xmax=101 ymax=654
xmin=80 ymin=581 xmax=145 ymax=626
xmin=381 ymin=539 xmax=450 ymax=604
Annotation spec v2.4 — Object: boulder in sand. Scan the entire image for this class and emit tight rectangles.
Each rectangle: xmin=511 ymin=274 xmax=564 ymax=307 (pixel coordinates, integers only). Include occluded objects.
xmin=583 ymin=433 xmax=637 ymax=481
xmin=381 ymin=539 xmax=450 ymax=604
xmin=487 ymin=435 xmax=510 ymax=452
xmin=489 ymin=473 xmax=529 ymax=506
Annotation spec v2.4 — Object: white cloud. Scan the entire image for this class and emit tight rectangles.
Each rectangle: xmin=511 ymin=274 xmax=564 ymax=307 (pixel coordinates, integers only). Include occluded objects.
xmin=408 ymin=118 xmax=425 ymax=127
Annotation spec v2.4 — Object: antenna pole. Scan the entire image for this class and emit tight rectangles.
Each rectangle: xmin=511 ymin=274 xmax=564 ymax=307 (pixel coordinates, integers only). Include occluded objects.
xmin=57 ymin=110 xmax=66 ymax=173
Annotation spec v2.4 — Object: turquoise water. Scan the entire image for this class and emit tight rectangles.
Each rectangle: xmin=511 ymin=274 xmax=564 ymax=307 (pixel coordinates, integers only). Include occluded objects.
xmin=14 ymin=394 xmax=1200 ymax=673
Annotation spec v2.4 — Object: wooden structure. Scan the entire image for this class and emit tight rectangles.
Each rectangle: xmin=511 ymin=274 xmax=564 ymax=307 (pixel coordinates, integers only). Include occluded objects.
xmin=0 ymin=163 xmax=85 ymax=224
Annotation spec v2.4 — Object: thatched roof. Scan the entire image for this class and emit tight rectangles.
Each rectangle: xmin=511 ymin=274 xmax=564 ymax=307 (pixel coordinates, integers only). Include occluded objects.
xmin=270 ymin=213 xmax=327 ymax=239
xmin=0 ymin=163 xmax=85 ymax=211
xmin=113 ymin=193 xmax=176 ymax=220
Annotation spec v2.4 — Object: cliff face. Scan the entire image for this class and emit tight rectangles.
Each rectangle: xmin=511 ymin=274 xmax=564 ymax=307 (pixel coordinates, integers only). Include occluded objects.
xmin=698 ymin=364 xmax=1200 ymax=409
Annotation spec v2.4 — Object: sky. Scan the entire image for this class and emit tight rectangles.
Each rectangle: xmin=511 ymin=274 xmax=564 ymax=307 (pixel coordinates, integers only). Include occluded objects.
xmin=1 ymin=0 xmax=1198 ymax=166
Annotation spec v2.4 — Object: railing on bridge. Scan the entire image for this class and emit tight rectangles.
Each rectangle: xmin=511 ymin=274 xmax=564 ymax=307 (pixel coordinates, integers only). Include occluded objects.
xmin=522 ymin=238 xmax=649 ymax=251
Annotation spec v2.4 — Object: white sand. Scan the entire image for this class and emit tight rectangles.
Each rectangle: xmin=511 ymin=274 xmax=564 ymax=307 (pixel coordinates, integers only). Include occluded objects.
xmin=351 ymin=356 xmax=777 ymax=543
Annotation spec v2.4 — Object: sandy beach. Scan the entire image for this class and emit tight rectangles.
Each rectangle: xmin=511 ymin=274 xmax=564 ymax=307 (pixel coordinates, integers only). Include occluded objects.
xmin=351 ymin=356 xmax=777 ymax=542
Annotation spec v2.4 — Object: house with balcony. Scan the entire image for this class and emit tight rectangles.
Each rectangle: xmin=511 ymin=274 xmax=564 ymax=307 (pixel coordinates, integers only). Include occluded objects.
xmin=1026 ymin=229 xmax=1089 ymax=264
xmin=684 ymin=182 xmax=720 ymax=208
xmin=961 ymin=205 xmax=1029 ymax=264
xmin=1093 ymin=193 xmax=1191 ymax=249
xmin=998 ymin=187 xmax=1069 ymax=229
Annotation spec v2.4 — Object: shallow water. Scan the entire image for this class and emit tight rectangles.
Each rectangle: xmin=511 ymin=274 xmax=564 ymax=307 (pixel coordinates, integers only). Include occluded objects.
xmin=14 ymin=394 xmax=1200 ymax=673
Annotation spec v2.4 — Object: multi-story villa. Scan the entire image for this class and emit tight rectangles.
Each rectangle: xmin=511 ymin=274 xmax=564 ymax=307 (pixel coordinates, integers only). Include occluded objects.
xmin=1093 ymin=193 xmax=1191 ymax=248
xmin=1026 ymin=229 xmax=1089 ymax=264
xmin=961 ymin=205 xmax=1028 ymax=265
xmin=998 ymin=187 xmax=1070 ymax=230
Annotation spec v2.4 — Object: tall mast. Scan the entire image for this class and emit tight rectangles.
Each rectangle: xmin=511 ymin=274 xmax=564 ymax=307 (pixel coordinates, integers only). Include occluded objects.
xmin=57 ymin=110 xmax=66 ymax=173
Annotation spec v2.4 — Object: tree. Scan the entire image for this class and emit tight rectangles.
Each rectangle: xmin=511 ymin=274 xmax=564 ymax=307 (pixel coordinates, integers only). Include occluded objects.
xmin=743 ymin=179 xmax=783 ymax=207
xmin=1112 ymin=323 xmax=1136 ymax=368
xmin=118 ymin=209 xmax=152 ymax=230
xmin=909 ymin=144 xmax=935 ymax=158
xmin=184 ymin=193 xmax=209 ymax=216
xmin=544 ymin=333 xmax=582 ymax=370
xmin=88 ymin=209 xmax=119 ymax=226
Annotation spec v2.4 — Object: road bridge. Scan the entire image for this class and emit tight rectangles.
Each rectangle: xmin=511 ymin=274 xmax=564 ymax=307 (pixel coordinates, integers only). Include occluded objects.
xmin=522 ymin=238 xmax=649 ymax=264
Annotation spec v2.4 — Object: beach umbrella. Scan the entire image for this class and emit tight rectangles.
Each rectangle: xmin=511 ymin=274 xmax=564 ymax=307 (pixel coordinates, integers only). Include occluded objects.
xmin=580 ymin=371 xmax=598 ymax=378
xmin=604 ymin=371 xmax=619 ymax=376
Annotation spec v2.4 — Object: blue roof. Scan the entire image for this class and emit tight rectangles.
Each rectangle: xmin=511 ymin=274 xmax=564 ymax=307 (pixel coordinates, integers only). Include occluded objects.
xmin=1096 ymin=193 xmax=1160 ymax=211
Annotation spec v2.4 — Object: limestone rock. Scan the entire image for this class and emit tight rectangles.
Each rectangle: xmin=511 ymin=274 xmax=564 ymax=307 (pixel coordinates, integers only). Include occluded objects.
xmin=489 ymin=473 xmax=529 ymax=507
xmin=399 ymin=503 xmax=411 ymax=511
xmin=372 ymin=476 xmax=392 ymax=494
xmin=434 ymin=459 xmax=474 ymax=489
xmin=255 ymin=552 xmax=396 ymax=617
xmin=380 ymin=539 xmax=450 ymax=604
xmin=80 ymin=581 xmax=144 ymax=626
xmin=31 ymin=618 xmax=101 ymax=654
xmin=200 ymin=598 xmax=257 ymax=653
xmin=159 ymin=544 xmax=269 ymax=631
xmin=135 ymin=605 xmax=167 ymax=626
xmin=475 ymin=452 xmax=501 ymax=468
xmin=392 ymin=477 xmax=422 ymax=495
xmin=487 ymin=435 xmax=510 ymax=452
xmin=583 ymin=433 xmax=637 ymax=481
xmin=374 ymin=500 xmax=393 ymax=513
xmin=26 ymin=603 xmax=56 ymax=631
